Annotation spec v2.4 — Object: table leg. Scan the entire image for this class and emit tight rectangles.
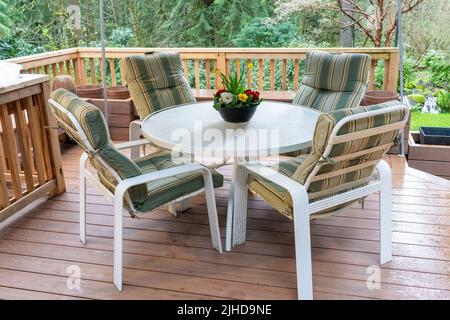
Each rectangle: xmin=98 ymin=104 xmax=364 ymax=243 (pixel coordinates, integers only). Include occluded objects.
xmin=225 ymin=157 xmax=239 ymax=252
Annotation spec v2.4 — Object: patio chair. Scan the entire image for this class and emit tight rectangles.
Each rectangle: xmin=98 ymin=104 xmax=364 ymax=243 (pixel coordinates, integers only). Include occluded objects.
xmin=48 ymin=88 xmax=222 ymax=291
xmin=120 ymin=51 xmax=196 ymax=160
xmin=285 ymin=50 xmax=371 ymax=157
xmin=231 ymin=101 xmax=409 ymax=299
xmin=293 ymin=50 xmax=370 ymax=111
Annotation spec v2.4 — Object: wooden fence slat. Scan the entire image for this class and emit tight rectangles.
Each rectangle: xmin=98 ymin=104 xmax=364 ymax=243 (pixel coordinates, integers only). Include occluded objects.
xmin=205 ymin=59 xmax=211 ymax=89
xmin=369 ymin=59 xmax=376 ymax=90
xmin=0 ymin=105 xmax=22 ymax=199
xmin=51 ymin=64 xmax=58 ymax=77
xmin=282 ymin=59 xmax=287 ymax=91
xmin=258 ymin=59 xmax=264 ymax=90
xmin=65 ymin=60 xmax=72 ymax=77
xmin=109 ymin=59 xmax=116 ymax=87
xmin=89 ymin=58 xmax=97 ymax=84
xmin=270 ymin=59 xmax=275 ymax=90
xmin=58 ymin=62 xmax=65 ymax=75
xmin=182 ymin=60 xmax=189 ymax=79
xmin=99 ymin=59 xmax=105 ymax=85
xmin=246 ymin=59 xmax=252 ymax=88
xmin=13 ymin=101 xmax=35 ymax=192
xmin=24 ymin=96 xmax=46 ymax=185
xmin=34 ymin=95 xmax=53 ymax=181
xmin=294 ymin=59 xmax=299 ymax=90
xmin=0 ymin=133 xmax=10 ymax=208
xmin=44 ymin=65 xmax=50 ymax=76
xmin=194 ymin=59 xmax=200 ymax=91
xmin=235 ymin=59 xmax=240 ymax=80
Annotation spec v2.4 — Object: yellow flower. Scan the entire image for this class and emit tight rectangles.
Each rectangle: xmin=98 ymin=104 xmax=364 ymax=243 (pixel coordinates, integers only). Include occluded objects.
xmin=247 ymin=62 xmax=254 ymax=70
xmin=238 ymin=93 xmax=248 ymax=102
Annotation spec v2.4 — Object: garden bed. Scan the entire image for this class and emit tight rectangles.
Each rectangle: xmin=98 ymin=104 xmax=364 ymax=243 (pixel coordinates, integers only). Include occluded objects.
xmin=408 ymin=132 xmax=450 ymax=180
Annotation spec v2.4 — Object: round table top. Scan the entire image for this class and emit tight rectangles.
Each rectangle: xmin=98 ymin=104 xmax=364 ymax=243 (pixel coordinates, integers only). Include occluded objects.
xmin=141 ymin=101 xmax=321 ymax=159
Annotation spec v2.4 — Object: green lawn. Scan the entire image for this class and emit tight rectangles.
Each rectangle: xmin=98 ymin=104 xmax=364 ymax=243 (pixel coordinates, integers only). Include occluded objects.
xmin=410 ymin=111 xmax=450 ymax=131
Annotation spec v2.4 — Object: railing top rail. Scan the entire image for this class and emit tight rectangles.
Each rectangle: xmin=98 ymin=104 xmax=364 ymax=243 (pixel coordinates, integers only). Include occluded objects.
xmin=5 ymin=48 xmax=79 ymax=64
xmin=3 ymin=47 xmax=400 ymax=64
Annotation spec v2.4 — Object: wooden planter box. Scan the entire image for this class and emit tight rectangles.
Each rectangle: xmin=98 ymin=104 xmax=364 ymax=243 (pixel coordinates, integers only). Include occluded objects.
xmin=408 ymin=132 xmax=450 ymax=180
xmin=87 ymin=98 xmax=137 ymax=141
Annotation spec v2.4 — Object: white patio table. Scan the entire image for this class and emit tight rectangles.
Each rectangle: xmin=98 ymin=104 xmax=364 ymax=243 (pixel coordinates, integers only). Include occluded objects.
xmin=141 ymin=101 xmax=321 ymax=251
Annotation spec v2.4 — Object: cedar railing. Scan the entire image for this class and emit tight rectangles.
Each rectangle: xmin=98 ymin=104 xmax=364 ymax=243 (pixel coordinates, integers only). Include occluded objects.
xmin=5 ymin=47 xmax=400 ymax=101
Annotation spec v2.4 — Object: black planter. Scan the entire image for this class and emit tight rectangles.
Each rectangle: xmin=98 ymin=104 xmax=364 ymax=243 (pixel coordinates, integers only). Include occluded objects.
xmin=419 ymin=127 xmax=450 ymax=145
xmin=218 ymin=105 xmax=258 ymax=123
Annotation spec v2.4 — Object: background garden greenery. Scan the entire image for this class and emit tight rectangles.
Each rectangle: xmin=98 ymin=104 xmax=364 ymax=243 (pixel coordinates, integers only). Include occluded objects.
xmin=0 ymin=0 xmax=449 ymax=128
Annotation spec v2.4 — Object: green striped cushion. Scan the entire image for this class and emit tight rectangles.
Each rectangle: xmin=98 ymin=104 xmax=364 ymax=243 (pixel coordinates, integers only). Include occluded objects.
xmin=293 ymin=51 xmax=370 ymax=112
xmin=249 ymin=101 xmax=407 ymax=218
xmin=121 ymin=51 xmax=196 ymax=119
xmin=133 ymin=151 xmax=223 ymax=212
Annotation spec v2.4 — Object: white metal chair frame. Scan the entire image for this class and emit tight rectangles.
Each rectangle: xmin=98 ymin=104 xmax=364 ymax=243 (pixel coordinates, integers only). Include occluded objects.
xmin=230 ymin=104 xmax=410 ymax=300
xmin=49 ymin=99 xmax=222 ymax=291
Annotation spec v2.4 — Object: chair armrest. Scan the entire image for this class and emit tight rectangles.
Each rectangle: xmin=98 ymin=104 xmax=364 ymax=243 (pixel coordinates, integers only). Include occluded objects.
xmin=114 ymin=139 xmax=151 ymax=150
xmin=115 ymin=163 xmax=209 ymax=195
xmin=240 ymin=163 xmax=308 ymax=198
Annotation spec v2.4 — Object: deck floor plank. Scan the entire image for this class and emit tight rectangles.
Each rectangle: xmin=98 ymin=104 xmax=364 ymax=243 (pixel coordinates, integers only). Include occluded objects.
xmin=0 ymin=144 xmax=449 ymax=299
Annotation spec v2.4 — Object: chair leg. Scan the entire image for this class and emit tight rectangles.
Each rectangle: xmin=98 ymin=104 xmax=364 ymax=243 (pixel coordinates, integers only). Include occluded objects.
xmin=232 ymin=165 xmax=248 ymax=247
xmin=79 ymin=153 xmax=88 ymax=245
xmin=201 ymin=169 xmax=222 ymax=253
xmin=378 ymin=160 xmax=393 ymax=265
xmin=129 ymin=121 xmax=141 ymax=160
xmin=113 ymin=198 xmax=124 ymax=291
xmin=292 ymin=192 xmax=313 ymax=300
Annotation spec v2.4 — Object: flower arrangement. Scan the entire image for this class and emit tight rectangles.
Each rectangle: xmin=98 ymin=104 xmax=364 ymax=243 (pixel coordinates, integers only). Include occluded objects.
xmin=213 ymin=63 xmax=262 ymax=110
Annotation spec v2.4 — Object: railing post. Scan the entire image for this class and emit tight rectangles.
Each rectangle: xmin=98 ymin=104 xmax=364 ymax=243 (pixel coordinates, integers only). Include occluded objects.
xmin=384 ymin=50 xmax=399 ymax=92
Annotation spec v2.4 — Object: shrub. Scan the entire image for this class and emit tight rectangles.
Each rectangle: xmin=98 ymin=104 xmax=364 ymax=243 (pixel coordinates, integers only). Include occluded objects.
xmin=435 ymin=89 xmax=450 ymax=113
xmin=424 ymin=51 xmax=450 ymax=88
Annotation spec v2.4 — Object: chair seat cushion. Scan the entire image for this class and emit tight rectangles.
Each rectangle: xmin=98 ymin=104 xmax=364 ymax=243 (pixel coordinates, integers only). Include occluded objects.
xmin=248 ymin=155 xmax=364 ymax=219
xmin=132 ymin=151 xmax=223 ymax=212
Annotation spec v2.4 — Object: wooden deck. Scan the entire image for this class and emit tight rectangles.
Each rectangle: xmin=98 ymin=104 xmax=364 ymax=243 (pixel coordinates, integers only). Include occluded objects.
xmin=0 ymin=143 xmax=449 ymax=300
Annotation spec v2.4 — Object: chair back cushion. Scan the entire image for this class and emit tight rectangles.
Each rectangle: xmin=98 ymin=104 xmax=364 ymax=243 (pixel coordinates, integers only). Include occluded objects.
xmin=121 ymin=51 xmax=196 ymax=119
xmin=293 ymin=51 xmax=370 ymax=112
xmin=292 ymin=101 xmax=409 ymax=201
xmin=49 ymin=89 xmax=148 ymax=208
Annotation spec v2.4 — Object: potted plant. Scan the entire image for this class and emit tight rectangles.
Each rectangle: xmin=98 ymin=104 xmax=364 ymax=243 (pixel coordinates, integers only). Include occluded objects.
xmin=213 ymin=63 xmax=262 ymax=123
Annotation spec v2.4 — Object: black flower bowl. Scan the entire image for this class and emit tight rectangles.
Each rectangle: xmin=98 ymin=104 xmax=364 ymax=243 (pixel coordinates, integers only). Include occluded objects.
xmin=218 ymin=105 xmax=258 ymax=123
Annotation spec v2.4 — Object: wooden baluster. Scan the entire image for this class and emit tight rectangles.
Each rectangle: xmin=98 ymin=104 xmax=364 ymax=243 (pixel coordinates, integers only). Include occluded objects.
xmin=59 ymin=62 xmax=65 ymax=75
xmin=194 ymin=59 xmax=200 ymax=91
xmin=235 ymin=59 xmax=240 ymax=80
xmin=80 ymin=58 xmax=88 ymax=85
xmin=51 ymin=64 xmax=58 ymax=77
xmin=205 ymin=59 xmax=211 ymax=89
xmin=24 ymin=96 xmax=46 ymax=185
xmin=13 ymin=100 xmax=35 ymax=192
xmin=109 ymin=59 xmax=116 ymax=86
xmin=99 ymin=59 xmax=105 ymax=85
xmin=258 ymin=59 xmax=264 ymax=90
xmin=369 ymin=59 xmax=376 ymax=90
xmin=0 ymin=105 xmax=23 ymax=199
xmin=89 ymin=58 xmax=97 ymax=84
xmin=44 ymin=65 xmax=50 ymax=76
xmin=225 ymin=59 xmax=230 ymax=77
xmin=34 ymin=94 xmax=53 ymax=181
xmin=247 ymin=59 xmax=252 ymax=88
xmin=294 ymin=59 xmax=300 ymax=90
xmin=282 ymin=59 xmax=287 ymax=91
xmin=216 ymin=52 xmax=226 ymax=89
xmin=66 ymin=60 xmax=72 ymax=77
xmin=182 ymin=60 xmax=189 ymax=79
xmin=0 ymin=133 xmax=10 ymax=209
xmin=270 ymin=59 xmax=275 ymax=90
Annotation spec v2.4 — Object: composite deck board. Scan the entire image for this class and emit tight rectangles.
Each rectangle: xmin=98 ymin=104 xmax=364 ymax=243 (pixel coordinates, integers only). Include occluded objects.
xmin=0 ymin=143 xmax=449 ymax=299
